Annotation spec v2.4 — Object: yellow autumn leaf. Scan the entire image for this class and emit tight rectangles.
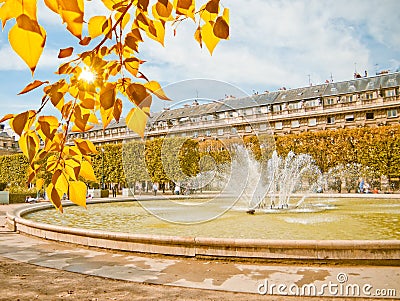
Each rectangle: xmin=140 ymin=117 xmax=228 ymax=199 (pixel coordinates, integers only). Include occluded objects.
xmin=126 ymin=107 xmax=148 ymax=138
xmin=18 ymin=80 xmax=49 ymax=95
xmin=46 ymin=183 xmax=63 ymax=212
xmin=88 ymin=16 xmax=107 ymax=38
xmin=115 ymin=11 xmax=130 ymax=29
xmin=88 ymin=113 xmax=99 ymax=124
xmin=201 ymin=21 xmax=220 ymax=55
xmin=44 ymin=0 xmax=59 ymax=14
xmin=19 ymin=131 xmax=40 ymax=163
xmin=52 ymin=169 xmax=69 ymax=194
xmin=46 ymin=155 xmax=58 ymax=172
xmin=0 ymin=0 xmax=37 ymax=28
xmin=100 ymin=83 xmax=116 ymax=110
xmin=124 ymin=57 xmax=140 ymax=77
xmin=74 ymin=138 xmax=98 ymax=155
xmin=36 ymin=178 xmax=45 ymax=191
xmin=9 ymin=14 xmax=46 ymax=74
xmin=222 ymin=7 xmax=229 ymax=23
xmin=80 ymin=160 xmax=97 ymax=182
xmin=213 ymin=16 xmax=229 ymax=39
xmin=69 ymin=181 xmax=87 ymax=208
xmin=100 ymin=106 xmax=114 ymax=129
xmin=174 ymin=0 xmax=195 ymax=19
xmin=65 ymin=158 xmax=81 ymax=181
xmin=153 ymin=0 xmax=174 ymax=21
xmin=200 ymin=0 xmax=219 ymax=22
xmin=37 ymin=115 xmax=59 ymax=140
xmin=0 ymin=113 xmax=14 ymax=124
xmin=144 ymin=81 xmax=170 ymax=100
xmin=59 ymin=0 xmax=84 ymax=39
xmin=194 ymin=25 xmax=202 ymax=48
xmin=11 ymin=111 xmax=29 ymax=136
xmin=101 ymin=0 xmax=117 ymax=10
xmin=113 ymin=98 xmax=123 ymax=122
xmin=146 ymin=20 xmax=165 ymax=46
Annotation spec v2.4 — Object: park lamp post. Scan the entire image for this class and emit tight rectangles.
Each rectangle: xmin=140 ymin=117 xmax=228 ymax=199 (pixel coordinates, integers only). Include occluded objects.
xmin=101 ymin=147 xmax=105 ymax=190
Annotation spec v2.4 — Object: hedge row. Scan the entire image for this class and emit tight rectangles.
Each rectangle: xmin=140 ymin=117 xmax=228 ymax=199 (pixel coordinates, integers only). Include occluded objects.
xmin=1 ymin=125 xmax=400 ymax=189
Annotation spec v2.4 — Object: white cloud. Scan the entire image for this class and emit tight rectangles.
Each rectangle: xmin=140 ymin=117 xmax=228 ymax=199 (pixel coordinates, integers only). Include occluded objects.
xmin=0 ymin=46 xmax=26 ymax=71
xmin=0 ymin=0 xmax=398 ymax=118
xmin=142 ymin=0 xmax=399 ymax=107
xmin=138 ymin=0 xmax=382 ymax=94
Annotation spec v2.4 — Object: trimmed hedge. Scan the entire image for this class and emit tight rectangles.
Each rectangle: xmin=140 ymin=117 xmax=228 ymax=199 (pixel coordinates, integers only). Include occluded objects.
xmin=101 ymin=189 xmax=109 ymax=198
xmin=9 ymin=193 xmax=36 ymax=204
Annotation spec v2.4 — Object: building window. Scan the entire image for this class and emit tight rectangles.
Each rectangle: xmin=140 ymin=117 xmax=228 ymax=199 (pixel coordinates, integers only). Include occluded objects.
xmin=306 ymin=99 xmax=318 ymax=107
xmin=217 ymin=129 xmax=224 ymax=136
xmin=288 ymin=102 xmax=300 ymax=110
xmin=345 ymin=95 xmax=354 ymax=102
xmin=308 ymin=118 xmax=317 ymax=126
xmin=326 ymin=98 xmax=335 ymax=105
xmin=273 ymin=105 xmax=281 ymax=112
xmin=245 ymin=125 xmax=252 ymax=132
xmin=181 ymin=133 xmax=186 ymax=137
xmin=275 ymin=122 xmax=283 ymax=130
xmin=345 ymin=114 xmax=355 ymax=122
xmin=387 ymin=109 xmax=398 ymax=118
xmin=291 ymin=120 xmax=300 ymax=128
xmin=366 ymin=92 xmax=373 ymax=100
xmin=259 ymin=124 xmax=267 ymax=131
xmin=366 ymin=112 xmax=374 ymax=120
xmin=261 ymin=106 xmax=270 ymax=113
xmin=327 ymin=116 xmax=335 ymax=124
xmin=205 ymin=130 xmax=211 ymax=137
xmin=193 ymin=131 xmax=198 ymax=138
xmin=231 ymin=127 xmax=237 ymax=134
xmin=386 ymin=89 xmax=396 ymax=97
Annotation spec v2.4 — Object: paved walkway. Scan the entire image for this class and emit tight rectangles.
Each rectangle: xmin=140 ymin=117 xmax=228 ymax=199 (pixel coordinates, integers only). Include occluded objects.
xmin=0 ymin=203 xmax=399 ymax=299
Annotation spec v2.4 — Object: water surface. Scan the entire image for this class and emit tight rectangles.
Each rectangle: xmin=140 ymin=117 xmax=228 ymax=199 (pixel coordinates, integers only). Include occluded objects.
xmin=24 ymin=197 xmax=400 ymax=240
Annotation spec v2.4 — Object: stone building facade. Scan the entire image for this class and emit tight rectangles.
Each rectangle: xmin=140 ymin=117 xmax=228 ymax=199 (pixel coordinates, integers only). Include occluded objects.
xmin=67 ymin=72 xmax=400 ymax=145
xmin=0 ymin=124 xmax=17 ymax=155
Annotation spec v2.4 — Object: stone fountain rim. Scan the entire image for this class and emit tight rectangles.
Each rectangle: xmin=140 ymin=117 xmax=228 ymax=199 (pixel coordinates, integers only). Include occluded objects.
xmin=6 ymin=196 xmax=400 ymax=262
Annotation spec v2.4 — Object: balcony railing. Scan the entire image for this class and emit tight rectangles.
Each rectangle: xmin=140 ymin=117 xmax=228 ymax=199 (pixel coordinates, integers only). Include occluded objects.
xmin=66 ymin=95 xmax=400 ymax=143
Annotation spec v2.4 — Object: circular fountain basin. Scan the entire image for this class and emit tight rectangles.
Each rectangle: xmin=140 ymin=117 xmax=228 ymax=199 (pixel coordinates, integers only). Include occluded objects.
xmin=7 ymin=195 xmax=400 ymax=262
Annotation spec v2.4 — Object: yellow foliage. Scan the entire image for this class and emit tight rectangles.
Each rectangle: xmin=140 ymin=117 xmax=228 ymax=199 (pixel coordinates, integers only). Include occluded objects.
xmin=126 ymin=107 xmax=148 ymax=138
xmin=36 ymin=178 xmax=45 ymax=191
xmin=80 ymin=160 xmax=97 ymax=182
xmin=144 ymin=81 xmax=170 ymax=100
xmin=200 ymin=21 xmax=219 ymax=55
xmin=88 ymin=16 xmax=107 ymax=39
xmin=0 ymin=0 xmax=229 ymax=210
xmin=69 ymin=181 xmax=87 ymax=208
xmin=9 ymin=14 xmax=46 ymax=74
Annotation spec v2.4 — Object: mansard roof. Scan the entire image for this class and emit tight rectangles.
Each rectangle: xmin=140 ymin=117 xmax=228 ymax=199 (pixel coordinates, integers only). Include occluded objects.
xmin=324 ymin=72 xmax=400 ymax=96
xmin=217 ymin=91 xmax=280 ymax=112
xmin=74 ymin=71 xmax=400 ymax=132
xmin=273 ymin=84 xmax=327 ymax=104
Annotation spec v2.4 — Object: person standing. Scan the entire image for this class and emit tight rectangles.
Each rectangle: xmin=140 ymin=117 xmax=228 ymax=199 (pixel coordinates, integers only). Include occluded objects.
xmin=153 ymin=183 xmax=158 ymax=196
xmin=112 ymin=184 xmax=117 ymax=197
xmin=358 ymin=178 xmax=364 ymax=193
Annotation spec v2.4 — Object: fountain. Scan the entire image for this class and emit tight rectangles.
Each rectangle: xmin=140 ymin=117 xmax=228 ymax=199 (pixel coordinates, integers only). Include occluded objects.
xmin=211 ymin=145 xmax=323 ymax=212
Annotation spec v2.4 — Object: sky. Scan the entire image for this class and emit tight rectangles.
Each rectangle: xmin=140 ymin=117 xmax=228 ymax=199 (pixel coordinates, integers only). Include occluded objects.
xmin=0 ymin=0 xmax=399 ymax=120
